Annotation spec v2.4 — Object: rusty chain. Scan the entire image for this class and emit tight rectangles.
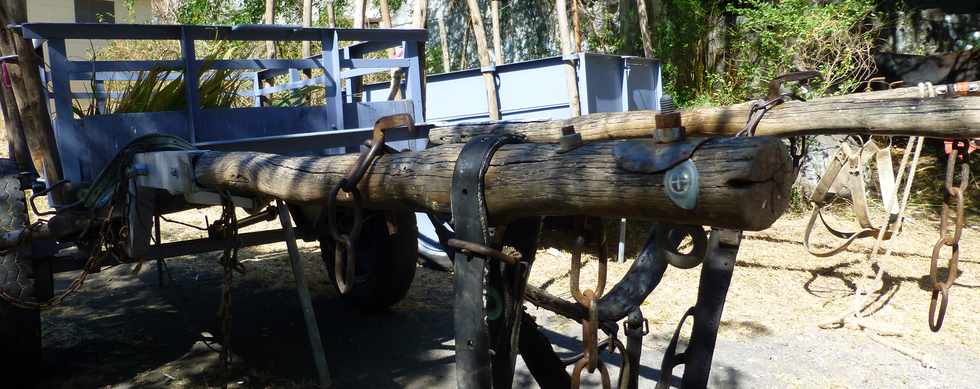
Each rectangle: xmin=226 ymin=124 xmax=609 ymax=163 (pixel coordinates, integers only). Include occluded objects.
xmin=569 ymin=217 xmax=612 ymax=389
xmin=215 ymin=193 xmax=245 ymax=372
xmin=0 ymin=205 xmax=114 ymax=310
xmin=325 ymin=114 xmax=414 ymax=294
xmin=928 ymin=140 xmax=970 ymax=332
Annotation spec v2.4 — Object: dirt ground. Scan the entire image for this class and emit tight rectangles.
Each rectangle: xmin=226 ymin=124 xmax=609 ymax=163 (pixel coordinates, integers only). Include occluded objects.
xmin=32 ymin=204 xmax=980 ymax=388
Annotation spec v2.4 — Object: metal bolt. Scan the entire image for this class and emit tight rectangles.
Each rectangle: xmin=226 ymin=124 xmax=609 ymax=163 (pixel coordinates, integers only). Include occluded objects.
xmin=660 ymin=94 xmax=677 ymax=114
xmin=654 ymin=95 xmax=685 ymax=143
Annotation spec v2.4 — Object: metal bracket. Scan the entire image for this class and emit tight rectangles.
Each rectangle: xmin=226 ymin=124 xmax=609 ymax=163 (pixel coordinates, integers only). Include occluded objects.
xmin=612 ymin=137 xmax=710 ymax=174
xmin=132 ymin=151 xmax=256 ymax=209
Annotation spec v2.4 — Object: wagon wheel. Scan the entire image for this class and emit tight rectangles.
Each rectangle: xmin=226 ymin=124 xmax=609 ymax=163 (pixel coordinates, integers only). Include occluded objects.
xmin=0 ymin=158 xmax=42 ymax=385
xmin=319 ymin=209 xmax=418 ymax=311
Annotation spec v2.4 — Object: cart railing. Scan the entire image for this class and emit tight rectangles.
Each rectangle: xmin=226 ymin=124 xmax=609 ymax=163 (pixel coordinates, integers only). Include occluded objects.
xmin=19 ymin=23 xmax=427 ymax=183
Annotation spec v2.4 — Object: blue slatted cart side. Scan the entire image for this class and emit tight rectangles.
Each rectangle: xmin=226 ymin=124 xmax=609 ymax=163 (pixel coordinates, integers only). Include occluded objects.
xmin=20 ymin=23 xmax=428 ymax=183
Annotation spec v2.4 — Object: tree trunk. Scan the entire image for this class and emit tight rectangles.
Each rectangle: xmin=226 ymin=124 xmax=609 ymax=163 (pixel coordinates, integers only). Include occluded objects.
xmin=428 ymin=88 xmax=980 ymax=145
xmin=464 ymin=0 xmax=501 ymax=120
xmin=194 ymin=137 xmax=792 ymax=231
xmin=379 ymin=0 xmax=392 ymax=28
xmin=438 ymin=12 xmax=451 ymax=72
xmin=460 ymin=22 xmax=470 ymax=69
xmin=353 ymin=0 xmax=367 ymax=28
xmin=555 ymin=0 xmax=581 ymax=117
xmin=264 ymin=0 xmax=276 ymax=57
xmin=491 ymin=0 xmax=503 ymax=64
xmin=301 ymin=0 xmax=312 ymax=57
xmin=413 ymin=0 xmax=429 ymax=29
xmin=327 ymin=1 xmax=336 ymax=27
xmin=572 ymin=0 xmax=581 ymax=52
xmin=0 ymin=1 xmax=65 ymax=202
xmin=636 ymin=0 xmax=653 ymax=58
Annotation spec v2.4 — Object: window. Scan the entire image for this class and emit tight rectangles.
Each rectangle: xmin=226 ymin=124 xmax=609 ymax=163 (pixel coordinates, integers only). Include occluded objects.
xmin=75 ymin=0 xmax=115 ymax=24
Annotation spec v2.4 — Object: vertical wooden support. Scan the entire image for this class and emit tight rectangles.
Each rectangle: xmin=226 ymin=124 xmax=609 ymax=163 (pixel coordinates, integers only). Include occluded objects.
xmin=555 ymin=0 xmax=581 ymax=117
xmin=276 ymin=200 xmax=332 ymax=389
xmin=491 ymin=0 xmax=503 ymax=65
xmin=0 ymin=62 xmax=33 ymax=174
xmin=463 ymin=0 xmax=501 ymax=120
xmin=321 ymin=31 xmax=344 ymax=129
xmin=0 ymin=2 xmax=64 ymax=199
xmin=404 ymin=42 xmax=424 ymax=123
xmin=45 ymin=38 xmax=77 ymax=180
xmin=179 ymin=28 xmax=200 ymax=143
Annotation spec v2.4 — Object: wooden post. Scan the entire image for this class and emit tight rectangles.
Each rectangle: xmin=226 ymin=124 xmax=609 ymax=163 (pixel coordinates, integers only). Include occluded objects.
xmin=195 ymin=137 xmax=792 ymax=231
xmin=491 ymin=0 xmax=503 ymax=64
xmin=301 ymin=0 xmax=312 ymax=57
xmin=438 ymin=11 xmax=451 ymax=72
xmin=555 ymin=0 xmax=581 ymax=117
xmin=637 ymin=0 xmax=654 ymax=58
xmin=427 ymin=88 xmax=980 ymax=144
xmin=0 ymin=1 xmax=65 ymax=201
xmin=353 ymin=0 xmax=366 ymax=28
xmin=463 ymin=0 xmax=501 ymax=120
xmin=264 ymin=0 xmax=276 ymax=57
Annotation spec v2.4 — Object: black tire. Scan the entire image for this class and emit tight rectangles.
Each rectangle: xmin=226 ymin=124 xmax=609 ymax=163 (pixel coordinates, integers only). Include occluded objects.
xmin=0 ymin=158 xmax=41 ymax=385
xmin=320 ymin=210 xmax=418 ymax=311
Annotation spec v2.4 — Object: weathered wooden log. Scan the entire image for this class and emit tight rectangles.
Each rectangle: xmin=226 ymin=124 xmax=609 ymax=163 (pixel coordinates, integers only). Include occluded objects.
xmin=195 ymin=137 xmax=792 ymax=231
xmin=427 ymin=84 xmax=980 ymax=145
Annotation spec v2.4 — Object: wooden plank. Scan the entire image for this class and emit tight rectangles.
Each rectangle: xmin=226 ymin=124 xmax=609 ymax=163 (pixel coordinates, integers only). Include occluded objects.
xmin=195 ymin=136 xmax=793 ymax=231
xmin=340 ymin=58 xmax=411 ymax=69
xmin=195 ymin=106 xmax=331 ymax=142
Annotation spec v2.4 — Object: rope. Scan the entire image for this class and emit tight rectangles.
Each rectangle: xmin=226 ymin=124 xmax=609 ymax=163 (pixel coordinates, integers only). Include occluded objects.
xmin=816 ymin=83 xmax=934 ymax=365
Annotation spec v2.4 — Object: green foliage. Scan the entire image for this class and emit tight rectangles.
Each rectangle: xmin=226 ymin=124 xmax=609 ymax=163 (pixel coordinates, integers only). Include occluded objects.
xmin=650 ymin=0 xmax=878 ymax=107
xmin=718 ymin=0 xmax=878 ymax=103
xmin=74 ymin=46 xmax=253 ymax=117
xmin=649 ymin=0 xmax=719 ymax=105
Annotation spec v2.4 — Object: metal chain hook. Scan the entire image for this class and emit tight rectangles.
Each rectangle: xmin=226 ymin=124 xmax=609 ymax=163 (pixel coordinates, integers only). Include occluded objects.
xmin=325 ymin=114 xmax=415 ymax=294
xmin=928 ymin=139 xmax=970 ymax=332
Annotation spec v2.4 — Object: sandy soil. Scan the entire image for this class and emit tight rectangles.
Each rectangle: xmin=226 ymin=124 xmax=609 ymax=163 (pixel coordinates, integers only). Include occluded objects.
xmin=33 ymin=204 xmax=980 ymax=388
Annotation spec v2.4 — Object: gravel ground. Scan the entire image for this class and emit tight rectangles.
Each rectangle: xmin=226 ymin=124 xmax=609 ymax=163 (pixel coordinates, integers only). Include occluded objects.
xmin=35 ymin=209 xmax=980 ymax=388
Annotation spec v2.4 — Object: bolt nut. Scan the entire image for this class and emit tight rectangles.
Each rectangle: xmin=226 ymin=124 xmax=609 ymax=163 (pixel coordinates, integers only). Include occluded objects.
xmin=558 ymin=125 xmax=583 ymax=153
xmin=654 ymin=127 xmax=685 ymax=143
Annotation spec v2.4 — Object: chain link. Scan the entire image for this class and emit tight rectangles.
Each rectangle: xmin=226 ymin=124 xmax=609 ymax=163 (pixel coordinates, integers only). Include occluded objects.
xmin=215 ymin=193 xmax=245 ymax=371
xmin=325 ymin=114 xmax=414 ymax=294
xmin=568 ymin=217 xmax=612 ymax=389
xmin=928 ymin=140 xmax=970 ymax=332
xmin=0 ymin=207 xmax=112 ymax=310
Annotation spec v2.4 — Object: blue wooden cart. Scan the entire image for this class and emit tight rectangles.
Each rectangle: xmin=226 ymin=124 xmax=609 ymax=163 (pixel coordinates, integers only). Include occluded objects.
xmin=0 ymin=22 xmax=661 ymax=387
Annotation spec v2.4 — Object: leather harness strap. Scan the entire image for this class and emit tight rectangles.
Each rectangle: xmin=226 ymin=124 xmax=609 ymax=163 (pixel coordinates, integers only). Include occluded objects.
xmin=804 ymin=139 xmax=902 ymax=257
xmin=451 ymin=134 xmax=521 ymax=389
